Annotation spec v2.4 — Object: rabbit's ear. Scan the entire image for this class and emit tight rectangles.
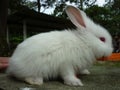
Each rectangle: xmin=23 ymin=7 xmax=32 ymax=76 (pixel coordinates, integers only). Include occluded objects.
xmin=65 ymin=6 xmax=86 ymax=29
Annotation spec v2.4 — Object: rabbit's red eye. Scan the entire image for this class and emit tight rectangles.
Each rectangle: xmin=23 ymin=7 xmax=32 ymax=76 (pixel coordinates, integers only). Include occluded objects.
xmin=100 ymin=37 xmax=105 ymax=42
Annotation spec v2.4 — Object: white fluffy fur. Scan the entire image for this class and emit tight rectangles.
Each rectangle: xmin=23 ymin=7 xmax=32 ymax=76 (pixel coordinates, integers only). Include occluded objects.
xmin=7 ymin=6 xmax=113 ymax=86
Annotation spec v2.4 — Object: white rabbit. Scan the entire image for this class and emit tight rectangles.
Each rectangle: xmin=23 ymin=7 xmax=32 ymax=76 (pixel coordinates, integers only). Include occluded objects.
xmin=7 ymin=6 xmax=113 ymax=86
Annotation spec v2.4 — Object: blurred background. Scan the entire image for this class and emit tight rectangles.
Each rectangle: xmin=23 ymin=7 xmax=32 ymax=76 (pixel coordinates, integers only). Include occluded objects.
xmin=0 ymin=0 xmax=120 ymax=56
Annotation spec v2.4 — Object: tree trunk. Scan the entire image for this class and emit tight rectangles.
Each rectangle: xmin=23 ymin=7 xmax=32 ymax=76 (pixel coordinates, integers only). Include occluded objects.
xmin=37 ymin=0 xmax=41 ymax=12
xmin=0 ymin=0 xmax=9 ymax=56
xmin=80 ymin=0 xmax=83 ymax=10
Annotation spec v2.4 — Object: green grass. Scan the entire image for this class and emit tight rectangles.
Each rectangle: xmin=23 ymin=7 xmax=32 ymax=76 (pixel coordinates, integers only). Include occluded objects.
xmin=95 ymin=61 xmax=120 ymax=67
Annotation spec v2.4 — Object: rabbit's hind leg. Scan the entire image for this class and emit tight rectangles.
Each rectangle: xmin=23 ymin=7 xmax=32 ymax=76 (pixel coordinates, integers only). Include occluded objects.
xmin=25 ymin=77 xmax=43 ymax=85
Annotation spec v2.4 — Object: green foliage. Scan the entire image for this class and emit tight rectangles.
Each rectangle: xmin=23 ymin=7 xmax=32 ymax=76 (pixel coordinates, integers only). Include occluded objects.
xmin=104 ymin=0 xmax=120 ymax=35
xmin=23 ymin=1 xmax=37 ymax=10
xmin=10 ymin=36 xmax=23 ymax=43
xmin=51 ymin=0 xmax=97 ymax=17
xmin=85 ymin=5 xmax=113 ymax=33
xmin=9 ymin=0 xmax=26 ymax=12
xmin=52 ymin=3 xmax=67 ymax=18
xmin=9 ymin=0 xmax=38 ymax=13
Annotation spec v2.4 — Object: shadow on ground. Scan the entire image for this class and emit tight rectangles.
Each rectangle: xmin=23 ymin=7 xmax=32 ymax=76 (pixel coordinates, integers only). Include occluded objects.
xmin=0 ymin=61 xmax=120 ymax=90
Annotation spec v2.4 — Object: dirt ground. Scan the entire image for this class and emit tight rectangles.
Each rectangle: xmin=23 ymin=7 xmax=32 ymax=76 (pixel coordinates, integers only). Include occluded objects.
xmin=0 ymin=61 xmax=120 ymax=90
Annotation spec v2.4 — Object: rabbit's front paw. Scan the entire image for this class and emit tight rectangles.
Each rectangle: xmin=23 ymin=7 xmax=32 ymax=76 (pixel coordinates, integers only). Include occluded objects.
xmin=25 ymin=77 xmax=43 ymax=85
xmin=64 ymin=75 xmax=83 ymax=86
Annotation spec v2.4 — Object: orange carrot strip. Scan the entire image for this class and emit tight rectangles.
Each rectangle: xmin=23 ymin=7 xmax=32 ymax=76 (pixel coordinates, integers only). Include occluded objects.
xmin=98 ymin=53 xmax=120 ymax=61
